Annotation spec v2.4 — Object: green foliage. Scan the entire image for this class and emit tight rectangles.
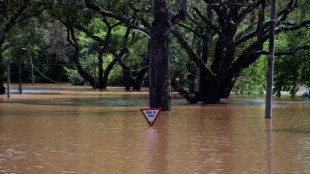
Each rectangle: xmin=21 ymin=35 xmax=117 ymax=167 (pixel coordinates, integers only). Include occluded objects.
xmin=273 ymin=28 xmax=310 ymax=96
xmin=64 ymin=68 xmax=85 ymax=85
xmin=233 ymin=56 xmax=267 ymax=95
xmin=1 ymin=0 xmax=310 ymax=95
xmin=107 ymin=64 xmax=123 ymax=86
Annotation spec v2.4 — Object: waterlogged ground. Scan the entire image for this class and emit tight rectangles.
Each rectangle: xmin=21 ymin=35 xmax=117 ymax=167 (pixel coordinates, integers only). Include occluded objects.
xmin=1 ymin=84 xmax=310 ymax=174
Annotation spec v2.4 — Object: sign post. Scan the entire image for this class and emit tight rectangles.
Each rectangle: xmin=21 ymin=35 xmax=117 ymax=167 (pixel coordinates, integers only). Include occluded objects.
xmin=140 ymin=108 xmax=161 ymax=127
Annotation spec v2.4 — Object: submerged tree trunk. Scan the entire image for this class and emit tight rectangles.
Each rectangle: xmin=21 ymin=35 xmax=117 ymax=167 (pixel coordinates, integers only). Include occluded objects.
xmin=123 ymin=69 xmax=132 ymax=90
xmin=98 ymin=48 xmax=104 ymax=89
xmin=66 ymin=27 xmax=95 ymax=88
xmin=101 ymin=58 xmax=118 ymax=89
xmin=149 ymin=0 xmax=171 ymax=110
xmin=133 ymin=64 xmax=149 ymax=90
xmin=149 ymin=34 xmax=171 ymax=110
xmin=149 ymin=0 xmax=187 ymax=111
xmin=71 ymin=50 xmax=95 ymax=88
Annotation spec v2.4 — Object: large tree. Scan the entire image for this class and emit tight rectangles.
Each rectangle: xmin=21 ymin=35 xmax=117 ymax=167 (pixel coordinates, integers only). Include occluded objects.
xmin=83 ymin=0 xmax=150 ymax=90
xmin=83 ymin=0 xmax=188 ymax=110
xmin=149 ymin=0 xmax=188 ymax=110
xmin=172 ymin=0 xmax=310 ymax=103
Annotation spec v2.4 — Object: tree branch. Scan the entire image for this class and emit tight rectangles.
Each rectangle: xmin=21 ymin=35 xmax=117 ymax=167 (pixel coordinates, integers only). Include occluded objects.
xmin=171 ymin=0 xmax=188 ymax=25
xmin=256 ymin=45 xmax=310 ymax=56
xmin=171 ymin=29 xmax=217 ymax=77
xmin=0 ymin=0 xmax=29 ymax=47
xmin=277 ymin=0 xmax=295 ymax=21
xmin=178 ymin=23 xmax=201 ymax=37
xmin=83 ymin=0 xmax=148 ymax=34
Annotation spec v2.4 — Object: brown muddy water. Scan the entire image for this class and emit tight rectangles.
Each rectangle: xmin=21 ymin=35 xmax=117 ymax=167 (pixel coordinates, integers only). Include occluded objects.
xmin=1 ymin=84 xmax=310 ymax=174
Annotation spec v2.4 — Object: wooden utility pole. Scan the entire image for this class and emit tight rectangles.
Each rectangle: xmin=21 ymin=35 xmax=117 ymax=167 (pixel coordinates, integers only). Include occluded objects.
xmin=265 ymin=0 xmax=277 ymax=118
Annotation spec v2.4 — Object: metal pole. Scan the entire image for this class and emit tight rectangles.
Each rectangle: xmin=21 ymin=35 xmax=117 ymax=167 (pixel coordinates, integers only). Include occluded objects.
xmin=265 ymin=0 xmax=277 ymax=118
xmin=31 ymin=57 xmax=34 ymax=86
xmin=19 ymin=58 xmax=22 ymax=94
xmin=7 ymin=59 xmax=10 ymax=98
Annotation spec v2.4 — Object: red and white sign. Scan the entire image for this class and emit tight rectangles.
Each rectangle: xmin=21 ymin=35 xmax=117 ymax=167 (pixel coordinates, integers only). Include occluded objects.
xmin=140 ymin=108 xmax=161 ymax=126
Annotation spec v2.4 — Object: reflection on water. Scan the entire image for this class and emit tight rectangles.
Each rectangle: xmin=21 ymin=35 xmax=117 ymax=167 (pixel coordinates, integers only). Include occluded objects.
xmin=265 ymin=119 xmax=273 ymax=174
xmin=1 ymin=84 xmax=310 ymax=173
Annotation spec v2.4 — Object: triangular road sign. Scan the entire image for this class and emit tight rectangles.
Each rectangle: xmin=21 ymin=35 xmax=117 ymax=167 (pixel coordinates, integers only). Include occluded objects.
xmin=140 ymin=108 xmax=161 ymax=126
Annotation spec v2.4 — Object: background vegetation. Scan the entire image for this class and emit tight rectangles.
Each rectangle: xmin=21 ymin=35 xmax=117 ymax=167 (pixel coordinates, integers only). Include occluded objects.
xmin=1 ymin=0 xmax=309 ymax=99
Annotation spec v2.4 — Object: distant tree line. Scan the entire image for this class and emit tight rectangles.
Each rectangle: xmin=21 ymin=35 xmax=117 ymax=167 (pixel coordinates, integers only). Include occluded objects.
xmin=1 ymin=0 xmax=310 ymax=110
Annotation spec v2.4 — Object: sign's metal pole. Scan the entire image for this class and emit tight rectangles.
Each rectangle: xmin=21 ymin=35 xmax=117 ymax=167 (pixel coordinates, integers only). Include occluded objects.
xmin=265 ymin=0 xmax=277 ymax=118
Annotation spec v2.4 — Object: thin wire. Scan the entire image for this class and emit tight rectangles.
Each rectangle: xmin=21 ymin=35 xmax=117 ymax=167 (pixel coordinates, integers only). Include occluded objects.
xmin=32 ymin=64 xmax=68 ymax=84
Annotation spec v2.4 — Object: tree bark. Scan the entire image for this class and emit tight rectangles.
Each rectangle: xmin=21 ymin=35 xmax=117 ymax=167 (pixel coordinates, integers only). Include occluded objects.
xmin=149 ymin=35 xmax=171 ymax=110
xmin=149 ymin=0 xmax=187 ymax=111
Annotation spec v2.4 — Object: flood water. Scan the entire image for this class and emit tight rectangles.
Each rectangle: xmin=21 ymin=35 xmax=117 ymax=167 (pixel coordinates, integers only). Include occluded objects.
xmin=1 ymin=84 xmax=310 ymax=174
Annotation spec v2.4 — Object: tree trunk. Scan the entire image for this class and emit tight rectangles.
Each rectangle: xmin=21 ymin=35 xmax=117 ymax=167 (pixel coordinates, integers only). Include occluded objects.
xmin=72 ymin=54 xmax=95 ymax=88
xmin=204 ymin=77 xmax=220 ymax=104
xmin=149 ymin=35 xmax=171 ymax=110
xmin=0 ymin=81 xmax=5 ymax=94
xmin=149 ymin=0 xmax=187 ymax=111
xmin=66 ymin=26 xmax=96 ymax=88
xmin=98 ymin=49 xmax=104 ymax=89
xmin=149 ymin=1 xmax=171 ymax=110
xmin=0 ymin=60 xmax=5 ymax=94
xmin=123 ymin=70 xmax=132 ymax=90
xmin=221 ymin=79 xmax=236 ymax=98
xmin=197 ymin=73 xmax=208 ymax=101
xmin=101 ymin=58 xmax=118 ymax=89
xmin=0 ymin=46 xmax=7 ymax=94
xmin=188 ymin=73 xmax=195 ymax=94
xmin=133 ymin=64 xmax=148 ymax=90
